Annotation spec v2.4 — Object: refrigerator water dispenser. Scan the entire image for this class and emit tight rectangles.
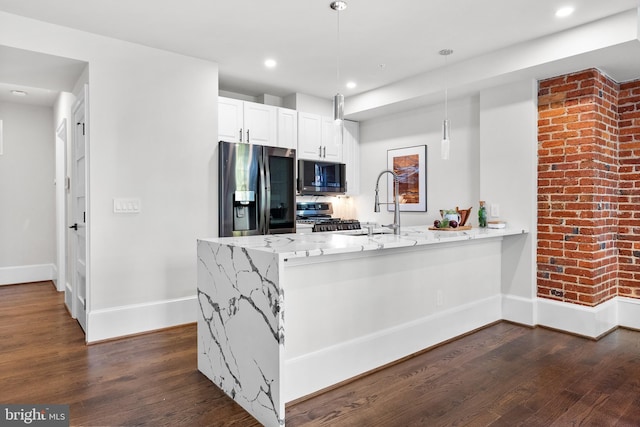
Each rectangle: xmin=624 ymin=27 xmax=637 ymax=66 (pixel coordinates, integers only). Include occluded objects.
xmin=233 ymin=190 xmax=256 ymax=231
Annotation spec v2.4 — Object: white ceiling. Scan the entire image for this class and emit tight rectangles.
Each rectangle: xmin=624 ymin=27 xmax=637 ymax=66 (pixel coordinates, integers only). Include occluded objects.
xmin=0 ymin=46 xmax=86 ymax=106
xmin=0 ymin=0 xmax=638 ymax=108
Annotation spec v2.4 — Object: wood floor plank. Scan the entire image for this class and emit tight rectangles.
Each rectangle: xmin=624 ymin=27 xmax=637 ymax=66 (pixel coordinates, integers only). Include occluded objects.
xmin=3 ymin=282 xmax=640 ymax=426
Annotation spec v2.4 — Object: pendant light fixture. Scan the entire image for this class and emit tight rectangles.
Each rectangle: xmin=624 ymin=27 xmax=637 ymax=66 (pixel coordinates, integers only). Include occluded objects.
xmin=330 ymin=1 xmax=347 ymax=124
xmin=439 ymin=48 xmax=453 ymax=160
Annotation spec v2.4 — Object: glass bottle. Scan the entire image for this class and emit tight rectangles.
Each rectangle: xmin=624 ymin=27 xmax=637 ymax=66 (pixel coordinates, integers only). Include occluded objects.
xmin=478 ymin=201 xmax=487 ymax=228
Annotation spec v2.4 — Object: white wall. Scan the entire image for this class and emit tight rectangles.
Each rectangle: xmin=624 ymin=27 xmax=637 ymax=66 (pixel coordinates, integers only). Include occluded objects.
xmin=284 ymin=93 xmax=333 ymax=117
xmin=0 ymin=11 xmax=219 ymax=341
xmin=354 ymin=97 xmax=480 ymax=227
xmin=479 ymin=80 xmax=537 ymax=311
xmin=0 ymin=101 xmax=55 ymax=274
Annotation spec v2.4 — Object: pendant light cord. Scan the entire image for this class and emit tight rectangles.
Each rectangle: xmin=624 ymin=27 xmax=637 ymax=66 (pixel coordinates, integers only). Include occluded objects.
xmin=439 ymin=48 xmax=453 ymax=120
xmin=331 ymin=1 xmax=347 ymax=123
xmin=444 ymin=53 xmax=448 ymax=120
xmin=336 ymin=8 xmax=341 ymax=90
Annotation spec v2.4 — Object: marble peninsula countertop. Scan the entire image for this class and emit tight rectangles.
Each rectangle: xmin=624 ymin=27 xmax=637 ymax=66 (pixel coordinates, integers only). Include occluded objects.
xmin=199 ymin=226 xmax=527 ymax=261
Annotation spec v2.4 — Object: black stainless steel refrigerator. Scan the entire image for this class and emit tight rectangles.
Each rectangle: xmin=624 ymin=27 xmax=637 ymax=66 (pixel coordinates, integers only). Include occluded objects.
xmin=219 ymin=141 xmax=296 ymax=237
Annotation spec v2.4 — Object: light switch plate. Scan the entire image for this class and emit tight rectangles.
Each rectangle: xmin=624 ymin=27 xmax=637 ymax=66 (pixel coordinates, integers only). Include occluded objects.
xmin=490 ymin=203 xmax=500 ymax=218
xmin=113 ymin=198 xmax=141 ymax=213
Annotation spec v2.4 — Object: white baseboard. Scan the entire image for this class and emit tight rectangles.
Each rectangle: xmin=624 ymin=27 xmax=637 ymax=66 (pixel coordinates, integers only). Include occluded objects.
xmin=502 ymin=294 xmax=536 ymax=326
xmin=52 ymin=264 xmax=63 ymax=291
xmin=618 ymin=297 xmax=640 ymax=330
xmin=64 ymin=281 xmax=74 ymax=317
xmin=87 ymin=295 xmax=197 ymax=343
xmin=506 ymin=295 xmax=640 ymax=336
xmin=536 ymin=297 xmax=618 ymax=338
xmin=284 ymin=295 xmax=502 ymax=403
xmin=0 ymin=264 xmax=56 ymax=286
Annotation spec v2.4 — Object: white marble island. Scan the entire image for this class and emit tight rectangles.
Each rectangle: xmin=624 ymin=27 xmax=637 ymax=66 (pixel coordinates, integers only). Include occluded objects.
xmin=197 ymin=226 xmax=526 ymax=427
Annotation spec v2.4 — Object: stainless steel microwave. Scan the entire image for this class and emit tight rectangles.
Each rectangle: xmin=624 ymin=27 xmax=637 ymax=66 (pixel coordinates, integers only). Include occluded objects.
xmin=297 ymin=159 xmax=346 ymax=196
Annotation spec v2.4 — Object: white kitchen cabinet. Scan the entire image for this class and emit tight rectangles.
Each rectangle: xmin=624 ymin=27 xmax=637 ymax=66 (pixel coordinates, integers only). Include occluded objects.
xmin=218 ymin=97 xmax=244 ymax=143
xmin=218 ymin=96 xmax=277 ymax=146
xmin=297 ymin=111 xmax=342 ymax=162
xmin=297 ymin=112 xmax=323 ymax=159
xmin=277 ymin=108 xmax=297 ymax=150
xmin=321 ymin=116 xmax=342 ymax=162
xmin=342 ymin=120 xmax=360 ymax=195
xmin=244 ymin=102 xmax=277 ymax=145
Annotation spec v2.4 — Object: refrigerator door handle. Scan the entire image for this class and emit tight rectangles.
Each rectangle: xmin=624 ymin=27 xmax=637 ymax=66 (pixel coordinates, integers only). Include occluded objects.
xmin=263 ymin=154 xmax=271 ymax=235
xmin=259 ymin=152 xmax=268 ymax=234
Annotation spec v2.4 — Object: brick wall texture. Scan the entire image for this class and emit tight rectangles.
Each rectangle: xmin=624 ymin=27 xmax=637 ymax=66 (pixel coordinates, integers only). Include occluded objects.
xmin=538 ymin=69 xmax=640 ymax=306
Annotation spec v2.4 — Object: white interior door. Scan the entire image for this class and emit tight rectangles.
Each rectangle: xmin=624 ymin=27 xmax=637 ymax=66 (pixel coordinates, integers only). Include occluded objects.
xmin=55 ymin=119 xmax=68 ymax=297
xmin=70 ymin=86 xmax=89 ymax=333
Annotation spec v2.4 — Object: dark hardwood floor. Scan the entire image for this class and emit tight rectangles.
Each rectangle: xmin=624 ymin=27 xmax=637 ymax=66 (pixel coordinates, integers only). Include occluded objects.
xmin=1 ymin=281 xmax=639 ymax=426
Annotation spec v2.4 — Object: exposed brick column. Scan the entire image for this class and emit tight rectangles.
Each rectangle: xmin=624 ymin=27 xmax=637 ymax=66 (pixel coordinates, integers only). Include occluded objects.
xmin=618 ymin=80 xmax=640 ymax=297
xmin=537 ymin=69 xmax=619 ymax=306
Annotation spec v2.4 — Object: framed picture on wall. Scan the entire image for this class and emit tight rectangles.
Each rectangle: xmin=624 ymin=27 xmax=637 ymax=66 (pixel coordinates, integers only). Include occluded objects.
xmin=387 ymin=145 xmax=427 ymax=212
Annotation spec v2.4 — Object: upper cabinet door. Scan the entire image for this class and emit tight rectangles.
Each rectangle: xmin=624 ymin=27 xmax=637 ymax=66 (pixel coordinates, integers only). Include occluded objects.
xmin=243 ymin=102 xmax=277 ymax=146
xmin=297 ymin=112 xmax=323 ymax=159
xmin=218 ymin=97 xmax=244 ymax=143
xmin=322 ymin=116 xmax=343 ymax=162
xmin=277 ymin=108 xmax=297 ymax=150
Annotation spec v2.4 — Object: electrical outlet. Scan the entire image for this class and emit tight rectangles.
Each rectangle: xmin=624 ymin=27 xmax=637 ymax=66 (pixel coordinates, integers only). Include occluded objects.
xmin=490 ymin=203 xmax=500 ymax=218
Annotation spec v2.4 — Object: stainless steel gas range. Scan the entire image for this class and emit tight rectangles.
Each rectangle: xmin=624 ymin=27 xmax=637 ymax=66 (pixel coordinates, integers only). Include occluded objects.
xmin=296 ymin=202 xmax=361 ymax=233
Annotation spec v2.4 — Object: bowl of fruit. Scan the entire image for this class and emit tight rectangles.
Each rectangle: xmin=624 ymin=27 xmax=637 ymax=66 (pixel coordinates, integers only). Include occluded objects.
xmin=432 ymin=219 xmax=458 ymax=229
xmin=430 ymin=208 xmax=470 ymax=231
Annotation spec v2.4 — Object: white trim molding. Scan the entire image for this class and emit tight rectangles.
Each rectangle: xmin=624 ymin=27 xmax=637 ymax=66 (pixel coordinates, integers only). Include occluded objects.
xmin=532 ymin=297 xmax=619 ymax=339
xmin=502 ymin=294 xmax=537 ymax=326
xmin=0 ymin=264 xmax=56 ymax=286
xmin=87 ymin=295 xmax=197 ymax=343
xmin=618 ymin=297 xmax=640 ymax=331
xmin=504 ymin=295 xmax=640 ymax=338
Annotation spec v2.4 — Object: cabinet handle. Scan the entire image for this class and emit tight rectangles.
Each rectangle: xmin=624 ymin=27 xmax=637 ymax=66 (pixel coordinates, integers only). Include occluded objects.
xmin=239 ymin=128 xmax=243 ymax=142
xmin=319 ymin=146 xmax=322 ymax=158
xmin=323 ymin=146 xmax=326 ymax=158
xmin=246 ymin=129 xmax=250 ymax=143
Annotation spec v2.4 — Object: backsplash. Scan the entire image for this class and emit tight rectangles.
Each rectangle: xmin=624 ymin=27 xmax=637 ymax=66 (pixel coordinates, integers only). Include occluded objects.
xmin=296 ymin=195 xmax=357 ymax=220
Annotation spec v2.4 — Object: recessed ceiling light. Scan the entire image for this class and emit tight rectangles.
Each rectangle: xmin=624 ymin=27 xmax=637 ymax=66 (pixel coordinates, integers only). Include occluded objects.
xmin=555 ymin=6 xmax=574 ymax=18
xmin=11 ymin=90 xmax=28 ymax=96
xmin=346 ymin=81 xmax=356 ymax=89
xmin=264 ymin=59 xmax=277 ymax=68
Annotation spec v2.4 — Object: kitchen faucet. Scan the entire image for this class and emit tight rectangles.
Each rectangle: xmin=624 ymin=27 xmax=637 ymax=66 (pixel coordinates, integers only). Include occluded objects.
xmin=374 ymin=170 xmax=401 ymax=235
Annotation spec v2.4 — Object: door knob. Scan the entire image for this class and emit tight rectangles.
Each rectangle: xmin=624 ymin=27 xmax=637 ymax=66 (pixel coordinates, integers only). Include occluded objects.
xmin=69 ymin=223 xmax=78 ymax=230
